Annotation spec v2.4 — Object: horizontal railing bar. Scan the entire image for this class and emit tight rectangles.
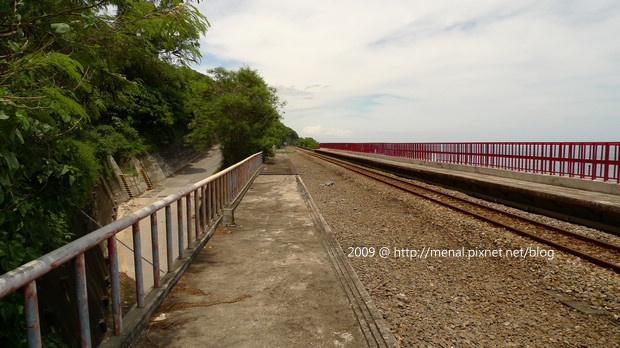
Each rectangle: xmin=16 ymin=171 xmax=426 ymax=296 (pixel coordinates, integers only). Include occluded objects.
xmin=0 ymin=152 xmax=262 ymax=298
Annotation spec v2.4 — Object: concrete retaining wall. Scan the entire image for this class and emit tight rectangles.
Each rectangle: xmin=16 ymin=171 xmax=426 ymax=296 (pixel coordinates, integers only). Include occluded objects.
xmin=108 ymin=143 xmax=205 ymax=205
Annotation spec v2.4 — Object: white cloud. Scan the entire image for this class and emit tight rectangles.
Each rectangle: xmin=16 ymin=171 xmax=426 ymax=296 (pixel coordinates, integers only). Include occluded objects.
xmin=192 ymin=0 xmax=620 ymax=142
xmin=301 ymin=125 xmax=353 ymax=138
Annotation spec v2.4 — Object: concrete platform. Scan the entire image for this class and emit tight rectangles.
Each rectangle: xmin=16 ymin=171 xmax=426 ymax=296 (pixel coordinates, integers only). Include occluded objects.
xmin=131 ymin=151 xmax=397 ymax=347
xmin=317 ymin=148 xmax=620 ymax=235
xmin=261 ymin=150 xmax=297 ymax=175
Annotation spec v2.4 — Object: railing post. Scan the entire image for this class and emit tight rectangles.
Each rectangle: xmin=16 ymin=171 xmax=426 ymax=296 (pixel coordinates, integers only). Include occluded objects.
xmin=230 ymin=170 xmax=234 ymax=200
xmin=165 ymin=205 xmax=173 ymax=272
xmin=228 ymin=172 xmax=232 ymax=203
xmin=23 ymin=280 xmax=41 ymax=348
xmin=217 ymin=177 xmax=223 ymax=215
xmin=74 ymin=253 xmax=91 ymax=348
xmin=201 ymin=186 xmax=206 ymax=231
xmin=603 ymin=144 xmax=610 ymax=182
xmin=195 ymin=189 xmax=200 ymax=239
xmin=107 ymin=237 xmax=122 ymax=335
xmin=231 ymin=171 xmax=235 ymax=201
xmin=186 ymin=193 xmax=192 ymax=246
xmin=150 ymin=212 xmax=160 ymax=288
xmin=225 ymin=173 xmax=230 ymax=205
xmin=132 ymin=222 xmax=144 ymax=308
xmin=177 ymin=198 xmax=184 ymax=258
xmin=233 ymin=168 xmax=237 ymax=198
xmin=207 ymin=182 xmax=213 ymax=225
xmin=591 ymin=144 xmax=597 ymax=180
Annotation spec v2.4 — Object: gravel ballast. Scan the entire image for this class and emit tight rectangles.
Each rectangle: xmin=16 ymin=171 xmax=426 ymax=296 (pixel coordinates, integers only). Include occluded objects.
xmin=288 ymin=149 xmax=619 ymax=347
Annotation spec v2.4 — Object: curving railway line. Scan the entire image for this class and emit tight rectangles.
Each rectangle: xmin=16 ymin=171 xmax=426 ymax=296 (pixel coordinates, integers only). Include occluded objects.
xmin=297 ymin=148 xmax=620 ymax=273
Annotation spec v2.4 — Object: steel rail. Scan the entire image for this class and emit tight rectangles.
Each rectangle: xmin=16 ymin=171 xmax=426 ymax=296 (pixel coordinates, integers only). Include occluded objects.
xmin=300 ymin=148 xmax=620 ymax=273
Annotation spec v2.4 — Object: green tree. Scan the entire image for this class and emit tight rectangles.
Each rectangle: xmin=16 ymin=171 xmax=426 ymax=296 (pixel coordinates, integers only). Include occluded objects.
xmin=185 ymin=67 xmax=285 ymax=166
xmin=0 ymin=0 xmax=209 ymax=271
xmin=295 ymin=137 xmax=320 ymax=149
xmin=257 ymin=121 xmax=298 ymax=157
xmin=0 ymin=1 xmax=209 ymax=345
xmin=266 ymin=121 xmax=299 ymax=147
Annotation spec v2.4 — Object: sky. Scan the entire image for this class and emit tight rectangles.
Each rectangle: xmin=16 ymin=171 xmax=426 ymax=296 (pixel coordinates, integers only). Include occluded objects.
xmin=190 ymin=0 xmax=620 ymax=143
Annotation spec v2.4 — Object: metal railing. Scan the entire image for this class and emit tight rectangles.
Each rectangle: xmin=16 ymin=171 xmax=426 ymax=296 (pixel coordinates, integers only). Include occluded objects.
xmin=319 ymin=142 xmax=620 ymax=183
xmin=0 ymin=152 xmax=263 ymax=347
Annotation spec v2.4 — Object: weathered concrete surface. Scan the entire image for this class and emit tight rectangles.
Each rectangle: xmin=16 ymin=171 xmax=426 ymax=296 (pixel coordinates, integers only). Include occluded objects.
xmin=131 ymin=152 xmax=396 ymax=347
xmin=262 ymin=150 xmax=297 ymax=175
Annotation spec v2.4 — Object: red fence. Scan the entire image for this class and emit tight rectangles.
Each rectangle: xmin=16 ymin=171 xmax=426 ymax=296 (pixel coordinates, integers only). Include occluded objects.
xmin=318 ymin=142 xmax=620 ymax=183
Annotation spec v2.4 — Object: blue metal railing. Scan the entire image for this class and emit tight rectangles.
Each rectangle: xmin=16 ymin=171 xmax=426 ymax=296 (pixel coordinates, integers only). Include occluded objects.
xmin=0 ymin=152 xmax=263 ymax=347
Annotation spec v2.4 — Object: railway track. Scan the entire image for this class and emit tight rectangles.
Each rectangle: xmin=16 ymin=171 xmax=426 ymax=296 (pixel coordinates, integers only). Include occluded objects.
xmin=297 ymin=148 xmax=620 ymax=273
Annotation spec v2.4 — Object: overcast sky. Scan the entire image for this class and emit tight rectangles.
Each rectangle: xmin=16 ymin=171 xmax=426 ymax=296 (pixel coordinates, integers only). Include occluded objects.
xmin=191 ymin=0 xmax=620 ymax=143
